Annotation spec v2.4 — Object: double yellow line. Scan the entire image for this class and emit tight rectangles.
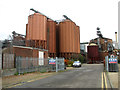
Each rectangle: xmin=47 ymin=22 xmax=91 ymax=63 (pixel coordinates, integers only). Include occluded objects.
xmin=101 ymin=72 xmax=108 ymax=90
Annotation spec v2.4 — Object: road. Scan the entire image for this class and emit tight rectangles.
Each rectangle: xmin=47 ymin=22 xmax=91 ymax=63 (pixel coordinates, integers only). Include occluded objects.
xmin=11 ymin=64 xmax=107 ymax=88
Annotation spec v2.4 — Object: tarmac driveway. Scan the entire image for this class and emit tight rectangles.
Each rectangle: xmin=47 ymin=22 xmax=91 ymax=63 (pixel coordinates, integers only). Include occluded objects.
xmin=13 ymin=64 xmax=104 ymax=88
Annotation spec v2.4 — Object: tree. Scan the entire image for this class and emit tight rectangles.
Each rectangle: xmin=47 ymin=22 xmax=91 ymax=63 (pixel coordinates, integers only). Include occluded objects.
xmin=77 ymin=54 xmax=84 ymax=64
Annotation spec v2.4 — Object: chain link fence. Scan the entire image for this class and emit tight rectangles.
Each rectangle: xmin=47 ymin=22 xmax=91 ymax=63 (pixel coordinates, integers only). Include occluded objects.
xmin=16 ymin=56 xmax=65 ymax=75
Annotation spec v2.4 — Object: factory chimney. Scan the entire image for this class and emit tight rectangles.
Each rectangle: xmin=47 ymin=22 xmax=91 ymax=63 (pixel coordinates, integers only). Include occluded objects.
xmin=115 ymin=32 xmax=118 ymax=42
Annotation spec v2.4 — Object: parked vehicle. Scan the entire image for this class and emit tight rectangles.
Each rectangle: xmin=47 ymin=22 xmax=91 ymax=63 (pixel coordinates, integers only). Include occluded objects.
xmin=73 ymin=61 xmax=81 ymax=67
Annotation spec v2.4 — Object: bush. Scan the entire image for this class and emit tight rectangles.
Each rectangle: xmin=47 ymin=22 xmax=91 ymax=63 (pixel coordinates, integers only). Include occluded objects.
xmin=71 ymin=54 xmax=85 ymax=63
xmin=14 ymin=72 xmax=19 ymax=75
xmin=40 ymin=69 xmax=46 ymax=73
xmin=77 ymin=54 xmax=84 ymax=64
xmin=67 ymin=60 xmax=74 ymax=67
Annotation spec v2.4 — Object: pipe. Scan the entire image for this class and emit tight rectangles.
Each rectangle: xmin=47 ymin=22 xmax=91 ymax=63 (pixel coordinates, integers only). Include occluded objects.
xmin=115 ymin=32 xmax=117 ymax=42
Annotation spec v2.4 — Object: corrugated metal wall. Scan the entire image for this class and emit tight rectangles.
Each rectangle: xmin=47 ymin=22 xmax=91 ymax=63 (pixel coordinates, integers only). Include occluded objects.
xmin=58 ymin=19 xmax=80 ymax=59
xmin=26 ymin=13 xmax=47 ymax=49
xmin=47 ymin=19 xmax=56 ymax=57
xmin=87 ymin=45 xmax=99 ymax=63
xmin=76 ymin=26 xmax=80 ymax=54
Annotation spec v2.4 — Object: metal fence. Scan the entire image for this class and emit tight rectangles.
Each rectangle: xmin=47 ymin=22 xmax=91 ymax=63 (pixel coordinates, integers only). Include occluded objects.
xmin=16 ymin=56 xmax=65 ymax=74
xmin=3 ymin=54 xmax=14 ymax=69
xmin=105 ymin=56 xmax=119 ymax=72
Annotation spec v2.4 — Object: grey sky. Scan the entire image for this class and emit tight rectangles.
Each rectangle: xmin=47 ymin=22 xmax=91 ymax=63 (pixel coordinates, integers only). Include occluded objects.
xmin=0 ymin=0 xmax=119 ymax=42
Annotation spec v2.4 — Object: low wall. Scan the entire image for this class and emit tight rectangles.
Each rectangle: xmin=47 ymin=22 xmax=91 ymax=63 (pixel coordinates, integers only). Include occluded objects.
xmin=2 ymin=68 xmax=16 ymax=77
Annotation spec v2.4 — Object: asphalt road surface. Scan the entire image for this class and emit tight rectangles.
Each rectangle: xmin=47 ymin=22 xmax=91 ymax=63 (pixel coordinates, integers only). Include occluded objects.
xmin=13 ymin=64 xmax=104 ymax=88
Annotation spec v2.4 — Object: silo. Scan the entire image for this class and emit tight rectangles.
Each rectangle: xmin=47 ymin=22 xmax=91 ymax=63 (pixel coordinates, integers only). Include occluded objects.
xmin=26 ymin=24 xmax=28 ymax=40
xmin=71 ymin=21 xmax=74 ymax=53
xmin=87 ymin=44 xmax=99 ymax=63
xmin=26 ymin=13 xmax=47 ymax=49
xmin=47 ymin=19 xmax=56 ymax=57
xmin=59 ymin=19 xmax=77 ymax=59
xmin=56 ymin=24 xmax=60 ymax=57
xmin=74 ymin=25 xmax=78 ymax=54
xmin=76 ymin=26 xmax=80 ymax=54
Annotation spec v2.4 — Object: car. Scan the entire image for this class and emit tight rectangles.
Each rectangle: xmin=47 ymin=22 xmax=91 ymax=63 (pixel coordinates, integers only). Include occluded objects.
xmin=73 ymin=61 xmax=81 ymax=67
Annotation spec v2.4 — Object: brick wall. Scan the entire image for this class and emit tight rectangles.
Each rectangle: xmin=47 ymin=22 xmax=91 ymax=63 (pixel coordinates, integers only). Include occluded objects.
xmin=13 ymin=47 xmax=34 ymax=57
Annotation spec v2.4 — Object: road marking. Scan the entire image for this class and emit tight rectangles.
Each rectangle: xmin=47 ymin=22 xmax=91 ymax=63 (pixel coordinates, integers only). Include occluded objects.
xmin=102 ymin=72 xmax=108 ymax=90
xmin=7 ymin=83 xmax=23 ymax=88
xmin=6 ymin=74 xmax=53 ymax=88
xmin=104 ymin=72 xmax=108 ymax=89
xmin=27 ymin=79 xmax=36 ymax=82
xmin=27 ymin=74 xmax=55 ymax=83
xmin=101 ymin=72 xmax=104 ymax=90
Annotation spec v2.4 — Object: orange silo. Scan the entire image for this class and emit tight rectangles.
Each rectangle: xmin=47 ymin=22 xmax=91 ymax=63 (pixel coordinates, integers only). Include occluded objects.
xmin=76 ymin=26 xmax=80 ymax=54
xmin=26 ymin=13 xmax=47 ymax=49
xmin=74 ymin=25 xmax=78 ymax=54
xmin=58 ymin=19 xmax=78 ymax=59
xmin=47 ymin=19 xmax=56 ymax=57
xmin=26 ymin=24 xmax=28 ymax=40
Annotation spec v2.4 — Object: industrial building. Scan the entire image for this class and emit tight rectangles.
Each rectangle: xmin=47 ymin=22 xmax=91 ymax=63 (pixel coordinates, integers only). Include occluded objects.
xmin=1 ymin=9 xmax=80 ymax=71
xmin=26 ymin=9 xmax=80 ymax=59
xmin=87 ymin=28 xmax=113 ymax=63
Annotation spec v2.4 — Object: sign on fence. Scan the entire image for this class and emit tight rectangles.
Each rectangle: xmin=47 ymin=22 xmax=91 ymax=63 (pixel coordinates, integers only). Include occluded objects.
xmin=109 ymin=58 xmax=117 ymax=63
xmin=49 ymin=58 xmax=56 ymax=64
xmin=105 ymin=55 xmax=119 ymax=72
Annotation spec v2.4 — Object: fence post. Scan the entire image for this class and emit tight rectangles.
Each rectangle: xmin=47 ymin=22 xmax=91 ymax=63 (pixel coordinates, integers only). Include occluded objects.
xmin=106 ymin=56 xmax=109 ymax=72
xmin=56 ymin=57 xmax=58 ymax=72
xmin=62 ymin=58 xmax=65 ymax=70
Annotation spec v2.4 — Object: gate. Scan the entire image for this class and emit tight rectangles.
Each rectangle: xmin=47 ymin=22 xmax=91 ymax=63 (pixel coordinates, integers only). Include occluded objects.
xmin=56 ymin=57 xmax=64 ymax=72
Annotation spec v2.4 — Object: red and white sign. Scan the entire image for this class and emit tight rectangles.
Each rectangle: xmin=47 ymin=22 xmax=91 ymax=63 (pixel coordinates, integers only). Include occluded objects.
xmin=109 ymin=58 xmax=117 ymax=63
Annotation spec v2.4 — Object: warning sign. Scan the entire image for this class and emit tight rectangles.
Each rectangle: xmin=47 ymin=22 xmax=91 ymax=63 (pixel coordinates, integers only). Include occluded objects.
xmin=49 ymin=59 xmax=56 ymax=64
xmin=109 ymin=58 xmax=117 ymax=63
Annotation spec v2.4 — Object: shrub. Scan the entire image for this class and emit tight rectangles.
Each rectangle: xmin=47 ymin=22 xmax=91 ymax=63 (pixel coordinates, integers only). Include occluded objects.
xmin=67 ymin=60 xmax=74 ymax=67
xmin=40 ymin=69 xmax=46 ymax=73
xmin=14 ymin=72 xmax=19 ymax=75
xmin=77 ymin=54 xmax=84 ymax=64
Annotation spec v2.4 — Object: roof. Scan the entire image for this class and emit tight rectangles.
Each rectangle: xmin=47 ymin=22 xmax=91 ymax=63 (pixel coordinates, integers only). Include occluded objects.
xmin=13 ymin=45 xmax=48 ymax=52
xmin=93 ymin=37 xmax=112 ymax=40
xmin=89 ymin=43 xmax=98 ymax=46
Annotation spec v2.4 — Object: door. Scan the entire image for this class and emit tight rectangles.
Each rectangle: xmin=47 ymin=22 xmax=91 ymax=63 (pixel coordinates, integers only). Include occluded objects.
xmin=39 ymin=51 xmax=44 ymax=65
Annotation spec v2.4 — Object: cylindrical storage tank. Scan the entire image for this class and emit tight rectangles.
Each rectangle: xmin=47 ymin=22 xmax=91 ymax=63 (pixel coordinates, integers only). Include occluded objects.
xmin=47 ymin=19 xmax=56 ymax=57
xmin=71 ymin=22 xmax=75 ymax=53
xmin=87 ymin=44 xmax=99 ymax=63
xmin=26 ymin=24 xmax=28 ymax=40
xmin=58 ymin=19 xmax=80 ymax=59
xmin=26 ymin=24 xmax=29 ymax=46
xmin=59 ymin=19 xmax=74 ymax=53
xmin=26 ymin=13 xmax=47 ymax=49
xmin=74 ymin=25 xmax=78 ymax=53
xmin=76 ymin=26 xmax=80 ymax=53
xmin=56 ymin=24 xmax=60 ymax=57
